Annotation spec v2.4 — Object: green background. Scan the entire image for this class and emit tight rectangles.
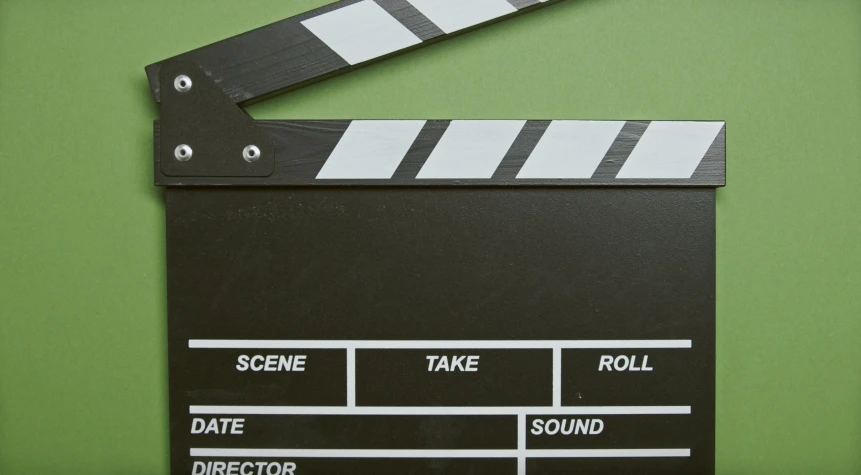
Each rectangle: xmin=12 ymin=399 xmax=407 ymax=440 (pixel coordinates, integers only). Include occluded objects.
xmin=1 ymin=0 xmax=859 ymax=473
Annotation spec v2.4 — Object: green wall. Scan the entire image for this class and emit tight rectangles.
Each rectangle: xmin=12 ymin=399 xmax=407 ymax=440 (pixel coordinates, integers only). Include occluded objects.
xmin=1 ymin=0 xmax=859 ymax=473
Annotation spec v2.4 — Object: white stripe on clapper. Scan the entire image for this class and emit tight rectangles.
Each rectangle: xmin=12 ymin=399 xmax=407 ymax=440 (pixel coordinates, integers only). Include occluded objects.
xmin=301 ymin=0 xmax=421 ymax=65
xmin=406 ymin=0 xmax=517 ymax=34
xmin=416 ymin=120 xmax=526 ymax=179
xmin=317 ymin=121 xmax=426 ymax=179
xmin=517 ymin=121 xmax=626 ymax=179
xmin=617 ymin=121 xmax=724 ymax=179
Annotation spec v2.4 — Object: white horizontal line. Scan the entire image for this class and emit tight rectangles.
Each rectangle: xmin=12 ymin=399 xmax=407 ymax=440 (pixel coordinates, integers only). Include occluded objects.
xmin=189 ymin=406 xmax=691 ymax=416
xmin=189 ymin=340 xmax=692 ymax=349
xmin=190 ymin=448 xmax=690 ymax=458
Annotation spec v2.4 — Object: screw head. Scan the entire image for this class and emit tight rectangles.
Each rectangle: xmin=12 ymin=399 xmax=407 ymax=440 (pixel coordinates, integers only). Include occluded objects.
xmin=174 ymin=75 xmax=192 ymax=93
xmin=174 ymin=144 xmax=192 ymax=162
xmin=243 ymin=145 xmax=261 ymax=163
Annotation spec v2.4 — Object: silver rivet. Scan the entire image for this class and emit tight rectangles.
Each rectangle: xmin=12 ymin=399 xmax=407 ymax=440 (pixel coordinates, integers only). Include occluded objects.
xmin=174 ymin=144 xmax=192 ymax=161
xmin=174 ymin=75 xmax=192 ymax=93
xmin=243 ymin=145 xmax=261 ymax=163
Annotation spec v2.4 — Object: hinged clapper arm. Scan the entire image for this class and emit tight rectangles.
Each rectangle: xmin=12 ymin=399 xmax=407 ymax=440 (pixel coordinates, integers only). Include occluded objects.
xmin=146 ymin=0 xmax=563 ymax=105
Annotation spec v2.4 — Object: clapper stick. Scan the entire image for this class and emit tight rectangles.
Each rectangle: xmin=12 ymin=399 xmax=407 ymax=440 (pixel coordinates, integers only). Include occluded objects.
xmin=146 ymin=0 xmax=563 ymax=104
xmin=148 ymin=1 xmax=723 ymax=474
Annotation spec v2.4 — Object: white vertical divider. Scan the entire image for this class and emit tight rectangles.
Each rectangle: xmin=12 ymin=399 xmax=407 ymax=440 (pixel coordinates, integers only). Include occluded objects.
xmin=347 ymin=348 xmax=356 ymax=407
xmin=518 ymin=413 xmax=526 ymax=475
xmin=553 ymin=347 xmax=562 ymax=407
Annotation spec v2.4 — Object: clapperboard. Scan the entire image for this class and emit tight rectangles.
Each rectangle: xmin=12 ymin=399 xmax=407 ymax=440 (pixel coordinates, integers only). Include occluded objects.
xmin=146 ymin=1 xmax=724 ymax=474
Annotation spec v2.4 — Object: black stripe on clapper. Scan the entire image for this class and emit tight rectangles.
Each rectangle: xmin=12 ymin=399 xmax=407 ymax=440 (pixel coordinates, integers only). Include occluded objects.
xmin=591 ymin=121 xmax=651 ymax=179
xmin=493 ymin=121 xmax=552 ymax=179
xmin=375 ymin=0 xmax=446 ymax=41
xmin=263 ymin=120 xmax=351 ymax=181
xmin=507 ymin=0 xmax=545 ymax=8
xmin=691 ymin=123 xmax=727 ymax=185
xmin=392 ymin=121 xmax=451 ymax=179
xmin=205 ymin=0 xmax=369 ymax=104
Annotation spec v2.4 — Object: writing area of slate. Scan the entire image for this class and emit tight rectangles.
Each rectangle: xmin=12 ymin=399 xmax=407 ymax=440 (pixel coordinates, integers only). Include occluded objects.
xmin=147 ymin=1 xmax=725 ymax=473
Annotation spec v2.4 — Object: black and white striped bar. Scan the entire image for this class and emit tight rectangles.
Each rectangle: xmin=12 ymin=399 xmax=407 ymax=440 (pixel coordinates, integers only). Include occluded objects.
xmin=146 ymin=0 xmax=563 ymax=103
xmin=154 ymin=120 xmax=725 ymax=186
